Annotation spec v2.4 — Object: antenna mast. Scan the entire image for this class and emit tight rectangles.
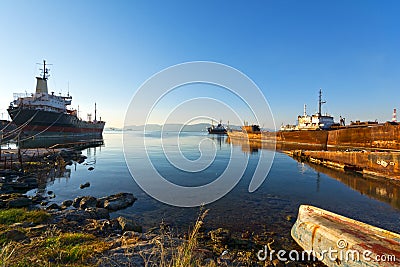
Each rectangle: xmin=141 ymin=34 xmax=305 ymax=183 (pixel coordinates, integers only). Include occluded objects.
xmin=39 ymin=60 xmax=51 ymax=80
xmin=318 ymin=88 xmax=326 ymax=117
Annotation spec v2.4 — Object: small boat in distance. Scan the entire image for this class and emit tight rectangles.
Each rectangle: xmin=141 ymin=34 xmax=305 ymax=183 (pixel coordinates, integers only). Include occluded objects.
xmin=291 ymin=205 xmax=400 ymax=267
xmin=207 ymin=120 xmax=227 ymax=134
xmin=7 ymin=60 xmax=105 ymax=139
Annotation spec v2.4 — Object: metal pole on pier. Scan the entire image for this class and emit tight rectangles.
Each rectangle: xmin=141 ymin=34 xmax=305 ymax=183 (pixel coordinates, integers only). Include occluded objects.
xmin=17 ymin=133 xmax=23 ymax=171
xmin=0 ymin=130 xmax=2 ymax=161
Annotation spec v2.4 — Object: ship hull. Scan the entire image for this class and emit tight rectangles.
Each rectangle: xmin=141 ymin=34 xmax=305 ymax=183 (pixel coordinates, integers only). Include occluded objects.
xmin=207 ymin=129 xmax=227 ymax=134
xmin=7 ymin=108 xmax=104 ymax=138
xmin=0 ymin=120 xmax=17 ymax=141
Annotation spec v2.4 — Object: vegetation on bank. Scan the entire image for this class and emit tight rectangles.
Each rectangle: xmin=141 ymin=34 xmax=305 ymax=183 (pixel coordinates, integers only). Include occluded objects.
xmin=0 ymin=208 xmax=50 ymax=225
xmin=0 ymin=208 xmax=108 ymax=266
xmin=0 ymin=232 xmax=110 ymax=266
xmin=0 ymin=208 xmax=215 ymax=267
xmin=0 ymin=207 xmax=314 ymax=267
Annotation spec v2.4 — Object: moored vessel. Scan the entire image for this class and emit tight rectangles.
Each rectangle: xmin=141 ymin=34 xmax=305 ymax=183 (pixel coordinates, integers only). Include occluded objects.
xmin=280 ymin=89 xmax=335 ymax=131
xmin=7 ymin=60 xmax=105 ymax=139
xmin=207 ymin=120 xmax=227 ymax=134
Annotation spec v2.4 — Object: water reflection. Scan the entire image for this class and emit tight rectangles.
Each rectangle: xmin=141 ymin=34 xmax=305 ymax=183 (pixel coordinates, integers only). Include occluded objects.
xmin=299 ymin=160 xmax=400 ymax=210
xmin=207 ymin=134 xmax=224 ymax=150
xmin=228 ymin=137 xmax=400 ymax=211
xmin=18 ymin=136 xmax=103 ymax=197
xmin=226 ymin=136 xmax=261 ymax=154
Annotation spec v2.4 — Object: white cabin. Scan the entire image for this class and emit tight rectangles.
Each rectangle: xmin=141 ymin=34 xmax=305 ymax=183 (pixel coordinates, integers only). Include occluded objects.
xmin=280 ymin=89 xmax=335 ymax=131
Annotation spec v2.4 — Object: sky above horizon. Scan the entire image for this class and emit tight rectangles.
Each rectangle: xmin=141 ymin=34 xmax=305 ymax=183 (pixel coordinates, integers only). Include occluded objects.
xmin=1 ymin=1 xmax=399 ymax=128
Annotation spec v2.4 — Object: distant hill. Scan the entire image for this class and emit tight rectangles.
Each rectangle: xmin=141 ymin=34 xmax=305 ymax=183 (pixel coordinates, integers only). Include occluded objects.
xmin=117 ymin=123 xmax=273 ymax=132
xmin=124 ymin=123 xmax=211 ymax=132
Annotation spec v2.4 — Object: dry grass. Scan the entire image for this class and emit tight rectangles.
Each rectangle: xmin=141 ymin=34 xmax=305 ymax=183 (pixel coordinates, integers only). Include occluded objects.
xmin=0 ymin=232 xmax=110 ymax=267
xmin=0 ymin=208 xmax=217 ymax=267
xmin=0 ymin=242 xmax=18 ymax=267
xmin=173 ymin=209 xmax=208 ymax=267
xmin=141 ymin=209 xmax=216 ymax=267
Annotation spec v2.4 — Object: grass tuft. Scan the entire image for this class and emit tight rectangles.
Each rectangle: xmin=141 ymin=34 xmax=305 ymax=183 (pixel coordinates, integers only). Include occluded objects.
xmin=173 ymin=209 xmax=209 ymax=267
xmin=0 ymin=232 xmax=109 ymax=266
xmin=0 ymin=209 xmax=50 ymax=225
xmin=39 ymin=232 xmax=107 ymax=264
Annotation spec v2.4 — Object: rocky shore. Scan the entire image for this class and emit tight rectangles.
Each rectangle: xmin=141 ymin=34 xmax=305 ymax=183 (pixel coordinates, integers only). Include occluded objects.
xmin=0 ymin=191 xmax=324 ymax=267
xmin=0 ymin=148 xmax=323 ymax=266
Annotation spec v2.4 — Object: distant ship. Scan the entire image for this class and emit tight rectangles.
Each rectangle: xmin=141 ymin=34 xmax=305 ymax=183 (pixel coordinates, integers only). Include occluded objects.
xmin=7 ymin=60 xmax=105 ymax=139
xmin=228 ymin=89 xmax=400 ymax=151
xmin=280 ymin=89 xmax=336 ymax=131
xmin=207 ymin=120 xmax=227 ymax=134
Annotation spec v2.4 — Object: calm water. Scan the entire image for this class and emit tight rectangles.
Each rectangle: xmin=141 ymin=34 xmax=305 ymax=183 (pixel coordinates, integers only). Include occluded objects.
xmin=28 ymin=131 xmax=400 ymax=238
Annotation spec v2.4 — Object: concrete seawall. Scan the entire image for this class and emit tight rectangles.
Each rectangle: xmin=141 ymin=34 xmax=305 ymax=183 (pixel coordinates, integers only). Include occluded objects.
xmin=289 ymin=150 xmax=400 ymax=180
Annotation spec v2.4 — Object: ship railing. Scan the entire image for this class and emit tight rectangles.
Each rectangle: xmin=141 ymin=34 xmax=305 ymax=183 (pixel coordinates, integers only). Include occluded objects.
xmin=13 ymin=93 xmax=31 ymax=99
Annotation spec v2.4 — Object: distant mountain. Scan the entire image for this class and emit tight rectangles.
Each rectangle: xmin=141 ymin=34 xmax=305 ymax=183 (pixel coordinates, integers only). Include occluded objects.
xmin=124 ymin=123 xmax=211 ymax=132
xmin=113 ymin=123 xmax=272 ymax=132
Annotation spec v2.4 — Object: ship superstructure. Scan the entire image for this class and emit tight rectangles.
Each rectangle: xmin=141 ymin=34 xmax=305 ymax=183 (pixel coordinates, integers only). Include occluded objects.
xmin=281 ymin=89 xmax=335 ymax=131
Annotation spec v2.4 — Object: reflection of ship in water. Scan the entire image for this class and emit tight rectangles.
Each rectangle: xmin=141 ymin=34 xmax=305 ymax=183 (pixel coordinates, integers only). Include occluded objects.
xmin=35 ymin=164 xmax=72 ymax=196
xmin=227 ymin=136 xmax=262 ymax=154
xmin=208 ymin=134 xmax=226 ymax=149
xmin=228 ymin=136 xmax=400 ymax=210
xmin=296 ymin=158 xmax=400 ymax=210
xmin=32 ymin=139 xmax=102 ymax=196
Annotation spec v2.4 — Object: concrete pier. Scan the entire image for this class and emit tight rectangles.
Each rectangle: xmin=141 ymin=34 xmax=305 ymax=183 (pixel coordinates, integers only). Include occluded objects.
xmin=288 ymin=150 xmax=400 ymax=180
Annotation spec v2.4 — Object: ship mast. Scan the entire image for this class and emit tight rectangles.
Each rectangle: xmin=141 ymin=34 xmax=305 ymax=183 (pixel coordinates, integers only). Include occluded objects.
xmin=42 ymin=60 xmax=47 ymax=80
xmin=318 ymin=88 xmax=326 ymax=118
xmin=39 ymin=60 xmax=51 ymax=80
xmin=95 ymin=103 xmax=97 ymax=121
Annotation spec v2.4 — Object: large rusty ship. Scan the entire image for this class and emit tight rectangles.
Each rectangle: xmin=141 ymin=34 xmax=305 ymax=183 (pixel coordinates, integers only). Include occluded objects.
xmin=228 ymin=90 xmax=400 ymax=151
xmin=7 ymin=61 xmax=105 ymax=139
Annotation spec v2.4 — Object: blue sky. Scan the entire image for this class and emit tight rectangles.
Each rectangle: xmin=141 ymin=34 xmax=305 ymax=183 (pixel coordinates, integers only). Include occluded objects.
xmin=1 ymin=1 xmax=399 ymax=128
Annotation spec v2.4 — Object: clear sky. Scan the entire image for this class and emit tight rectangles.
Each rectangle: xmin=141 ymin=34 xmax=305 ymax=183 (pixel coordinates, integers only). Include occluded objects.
xmin=1 ymin=0 xmax=399 ymax=128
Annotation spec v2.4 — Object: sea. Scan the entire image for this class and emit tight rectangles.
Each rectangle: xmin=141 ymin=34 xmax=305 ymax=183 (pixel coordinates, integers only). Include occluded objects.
xmin=26 ymin=131 xmax=400 ymax=239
